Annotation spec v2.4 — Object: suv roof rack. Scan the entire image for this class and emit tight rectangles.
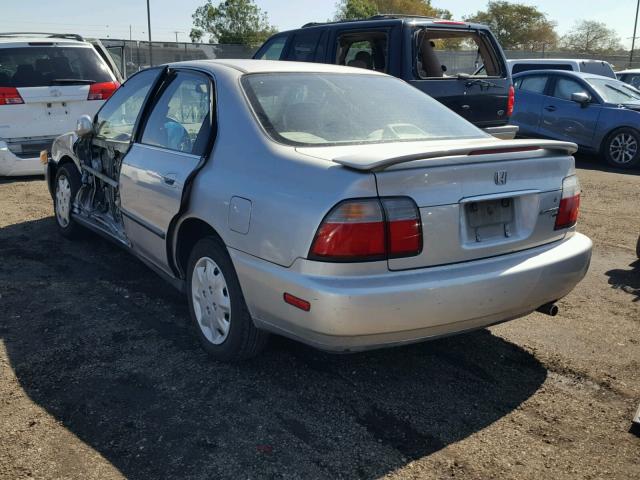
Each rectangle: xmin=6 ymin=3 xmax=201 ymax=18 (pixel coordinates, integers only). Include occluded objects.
xmin=0 ymin=32 xmax=85 ymax=42
xmin=302 ymin=14 xmax=446 ymax=28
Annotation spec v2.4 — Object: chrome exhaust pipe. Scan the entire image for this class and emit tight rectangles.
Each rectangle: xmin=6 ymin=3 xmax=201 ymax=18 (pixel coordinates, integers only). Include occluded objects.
xmin=537 ymin=302 xmax=559 ymax=317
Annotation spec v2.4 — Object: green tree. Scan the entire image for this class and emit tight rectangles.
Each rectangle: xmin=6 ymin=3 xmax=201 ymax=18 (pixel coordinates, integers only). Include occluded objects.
xmin=335 ymin=0 xmax=440 ymax=20
xmin=465 ymin=1 xmax=558 ymax=51
xmin=190 ymin=0 xmax=277 ymax=45
xmin=560 ymin=20 xmax=622 ymax=54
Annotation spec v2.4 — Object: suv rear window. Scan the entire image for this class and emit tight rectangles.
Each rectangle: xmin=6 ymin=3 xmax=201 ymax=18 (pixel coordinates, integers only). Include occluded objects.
xmin=0 ymin=46 xmax=112 ymax=87
xmin=415 ymin=29 xmax=504 ymax=78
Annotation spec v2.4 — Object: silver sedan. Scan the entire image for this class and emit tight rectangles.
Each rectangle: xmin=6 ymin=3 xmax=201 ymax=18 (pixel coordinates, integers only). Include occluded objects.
xmin=46 ymin=60 xmax=592 ymax=361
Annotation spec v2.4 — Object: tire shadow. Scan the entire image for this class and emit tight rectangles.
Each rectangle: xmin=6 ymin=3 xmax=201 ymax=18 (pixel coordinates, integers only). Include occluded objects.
xmin=606 ymin=259 xmax=640 ymax=303
xmin=1 ymin=217 xmax=548 ymax=479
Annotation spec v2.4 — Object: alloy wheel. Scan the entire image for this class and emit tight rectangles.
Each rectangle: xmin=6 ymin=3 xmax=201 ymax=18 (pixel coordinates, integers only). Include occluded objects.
xmin=609 ymin=133 xmax=638 ymax=165
xmin=191 ymin=256 xmax=231 ymax=345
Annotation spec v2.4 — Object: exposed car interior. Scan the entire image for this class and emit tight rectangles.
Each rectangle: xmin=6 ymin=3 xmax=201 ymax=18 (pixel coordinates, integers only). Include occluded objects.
xmin=415 ymin=29 xmax=502 ymax=78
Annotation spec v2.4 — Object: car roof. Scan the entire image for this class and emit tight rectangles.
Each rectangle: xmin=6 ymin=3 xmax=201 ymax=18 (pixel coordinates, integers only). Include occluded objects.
xmin=508 ymin=58 xmax=612 ymax=64
xmin=275 ymin=15 xmax=488 ymax=35
xmin=170 ymin=59 xmax=389 ymax=76
xmin=616 ymin=69 xmax=640 ymax=74
xmin=513 ymin=69 xmax=615 ymax=80
xmin=0 ymin=34 xmax=89 ymax=47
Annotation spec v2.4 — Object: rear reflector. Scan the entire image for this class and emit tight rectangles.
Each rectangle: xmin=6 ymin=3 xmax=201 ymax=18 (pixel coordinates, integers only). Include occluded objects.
xmin=555 ymin=175 xmax=581 ymax=230
xmin=309 ymin=197 xmax=422 ymax=262
xmin=283 ymin=293 xmax=311 ymax=311
xmin=88 ymin=81 xmax=120 ymax=101
xmin=0 ymin=87 xmax=24 ymax=105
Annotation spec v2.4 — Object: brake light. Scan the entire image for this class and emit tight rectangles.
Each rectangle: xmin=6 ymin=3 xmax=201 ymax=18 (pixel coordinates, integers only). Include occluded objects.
xmin=555 ymin=175 xmax=580 ymax=230
xmin=507 ymin=84 xmax=515 ymax=117
xmin=87 ymin=81 xmax=119 ymax=101
xmin=433 ymin=20 xmax=466 ymax=25
xmin=309 ymin=198 xmax=421 ymax=261
xmin=0 ymin=87 xmax=24 ymax=105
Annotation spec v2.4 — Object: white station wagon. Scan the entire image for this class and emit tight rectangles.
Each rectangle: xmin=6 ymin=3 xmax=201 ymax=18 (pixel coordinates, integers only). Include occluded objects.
xmin=46 ymin=60 xmax=592 ymax=361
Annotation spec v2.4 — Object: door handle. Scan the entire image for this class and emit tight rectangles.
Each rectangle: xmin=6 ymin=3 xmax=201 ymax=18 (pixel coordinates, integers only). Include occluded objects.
xmin=162 ymin=173 xmax=177 ymax=186
xmin=544 ymin=105 xmax=557 ymax=112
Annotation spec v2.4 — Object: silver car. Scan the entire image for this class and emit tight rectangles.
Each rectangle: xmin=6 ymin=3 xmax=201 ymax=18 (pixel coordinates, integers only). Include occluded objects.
xmin=46 ymin=60 xmax=592 ymax=361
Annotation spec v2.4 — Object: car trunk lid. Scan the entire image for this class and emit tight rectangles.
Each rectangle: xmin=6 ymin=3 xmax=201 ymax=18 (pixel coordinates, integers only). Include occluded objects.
xmin=297 ymin=138 xmax=577 ymax=270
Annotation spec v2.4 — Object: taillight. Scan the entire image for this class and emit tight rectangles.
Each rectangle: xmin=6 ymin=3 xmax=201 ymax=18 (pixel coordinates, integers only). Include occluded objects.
xmin=507 ymin=84 xmax=515 ymax=117
xmin=87 ymin=81 xmax=119 ymax=101
xmin=0 ymin=87 xmax=24 ymax=105
xmin=309 ymin=198 xmax=422 ymax=262
xmin=555 ymin=175 xmax=580 ymax=230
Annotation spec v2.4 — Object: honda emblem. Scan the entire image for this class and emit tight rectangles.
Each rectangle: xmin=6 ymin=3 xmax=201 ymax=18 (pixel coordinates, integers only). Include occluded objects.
xmin=494 ymin=170 xmax=508 ymax=185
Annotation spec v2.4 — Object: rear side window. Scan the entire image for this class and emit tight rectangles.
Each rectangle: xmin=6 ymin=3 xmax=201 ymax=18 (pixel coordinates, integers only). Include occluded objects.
xmin=336 ymin=31 xmax=388 ymax=72
xmin=141 ymin=71 xmax=212 ymax=156
xmin=256 ymin=36 xmax=288 ymax=60
xmin=511 ymin=63 xmax=573 ymax=75
xmin=515 ymin=75 xmax=548 ymax=94
xmin=415 ymin=29 xmax=504 ymax=79
xmin=0 ymin=46 xmax=112 ymax=87
xmin=287 ymin=31 xmax=322 ymax=62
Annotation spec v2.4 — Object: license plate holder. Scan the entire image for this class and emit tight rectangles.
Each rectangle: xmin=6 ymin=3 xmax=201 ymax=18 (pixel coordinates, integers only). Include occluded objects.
xmin=466 ymin=198 xmax=514 ymax=228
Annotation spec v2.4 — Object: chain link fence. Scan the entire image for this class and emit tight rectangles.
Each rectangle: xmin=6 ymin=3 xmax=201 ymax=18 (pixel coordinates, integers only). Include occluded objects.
xmin=98 ymin=39 xmax=637 ymax=78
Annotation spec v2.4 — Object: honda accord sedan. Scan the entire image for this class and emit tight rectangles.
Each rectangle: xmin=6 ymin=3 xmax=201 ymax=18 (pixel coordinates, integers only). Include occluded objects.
xmin=45 ymin=60 xmax=592 ymax=361
xmin=511 ymin=70 xmax=640 ymax=168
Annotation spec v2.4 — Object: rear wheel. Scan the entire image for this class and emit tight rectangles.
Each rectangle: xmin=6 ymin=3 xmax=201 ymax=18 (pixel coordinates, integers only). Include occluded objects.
xmin=53 ymin=164 xmax=82 ymax=238
xmin=603 ymin=128 xmax=640 ymax=168
xmin=186 ymin=237 xmax=268 ymax=361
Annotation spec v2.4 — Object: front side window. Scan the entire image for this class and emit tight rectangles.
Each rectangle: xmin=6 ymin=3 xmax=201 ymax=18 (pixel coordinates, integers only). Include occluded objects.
xmin=242 ymin=73 xmax=486 ymax=147
xmin=0 ymin=46 xmax=112 ymax=87
xmin=141 ymin=71 xmax=211 ymax=155
xmin=552 ymin=77 xmax=587 ymax=101
xmin=415 ymin=29 xmax=503 ymax=79
xmin=95 ymin=68 xmax=160 ymax=142
xmin=257 ymin=35 xmax=288 ymax=60
xmin=336 ymin=31 xmax=388 ymax=72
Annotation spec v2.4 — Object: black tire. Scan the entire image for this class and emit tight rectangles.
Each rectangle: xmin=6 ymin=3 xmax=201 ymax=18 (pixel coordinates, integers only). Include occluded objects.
xmin=186 ymin=236 xmax=268 ymax=361
xmin=53 ymin=163 xmax=82 ymax=238
xmin=603 ymin=128 xmax=640 ymax=169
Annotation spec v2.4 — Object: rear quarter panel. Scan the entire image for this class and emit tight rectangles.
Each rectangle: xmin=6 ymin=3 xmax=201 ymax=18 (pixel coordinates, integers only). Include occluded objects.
xmin=592 ymin=106 xmax=640 ymax=151
xmin=176 ymin=70 xmax=378 ymax=268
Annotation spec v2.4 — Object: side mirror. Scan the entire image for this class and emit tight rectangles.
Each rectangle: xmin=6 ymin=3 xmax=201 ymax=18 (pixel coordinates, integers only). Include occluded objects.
xmin=571 ymin=92 xmax=591 ymax=106
xmin=75 ymin=115 xmax=94 ymax=137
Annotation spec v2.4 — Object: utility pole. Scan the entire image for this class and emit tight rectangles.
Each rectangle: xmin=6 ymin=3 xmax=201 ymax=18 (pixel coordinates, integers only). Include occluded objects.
xmin=173 ymin=31 xmax=182 ymax=43
xmin=146 ymin=0 xmax=153 ymax=66
xmin=129 ymin=24 xmax=132 ymax=41
xmin=631 ymin=0 xmax=640 ymax=68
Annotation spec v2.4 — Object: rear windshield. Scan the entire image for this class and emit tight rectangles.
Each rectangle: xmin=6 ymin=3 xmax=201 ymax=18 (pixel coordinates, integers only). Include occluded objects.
xmin=242 ymin=73 xmax=487 ymax=147
xmin=0 ymin=46 xmax=112 ymax=87
xmin=580 ymin=62 xmax=615 ymax=78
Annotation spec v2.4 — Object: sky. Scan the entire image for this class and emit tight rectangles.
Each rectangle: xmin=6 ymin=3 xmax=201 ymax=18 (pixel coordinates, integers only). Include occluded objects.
xmin=0 ymin=0 xmax=637 ymax=48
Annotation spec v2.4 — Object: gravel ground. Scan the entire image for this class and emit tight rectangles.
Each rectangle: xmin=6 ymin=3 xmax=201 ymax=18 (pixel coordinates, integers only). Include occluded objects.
xmin=0 ymin=158 xmax=638 ymax=479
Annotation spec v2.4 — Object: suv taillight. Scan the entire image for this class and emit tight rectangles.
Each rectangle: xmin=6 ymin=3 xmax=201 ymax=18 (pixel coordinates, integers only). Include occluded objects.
xmin=555 ymin=175 xmax=580 ymax=230
xmin=0 ymin=87 xmax=24 ymax=105
xmin=87 ymin=81 xmax=119 ymax=101
xmin=309 ymin=198 xmax=422 ymax=262
xmin=507 ymin=84 xmax=515 ymax=117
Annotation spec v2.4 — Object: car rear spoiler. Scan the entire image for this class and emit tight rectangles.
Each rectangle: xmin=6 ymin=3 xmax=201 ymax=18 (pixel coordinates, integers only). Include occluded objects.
xmin=332 ymin=139 xmax=578 ymax=171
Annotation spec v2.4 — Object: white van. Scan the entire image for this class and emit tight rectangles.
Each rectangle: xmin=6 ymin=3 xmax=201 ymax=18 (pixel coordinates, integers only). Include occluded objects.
xmin=507 ymin=59 xmax=616 ymax=78
xmin=0 ymin=33 xmax=120 ymax=176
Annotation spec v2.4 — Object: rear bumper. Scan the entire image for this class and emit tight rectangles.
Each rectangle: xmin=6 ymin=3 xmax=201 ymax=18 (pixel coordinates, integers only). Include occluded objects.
xmin=0 ymin=144 xmax=45 ymax=176
xmin=231 ymin=233 xmax=592 ymax=352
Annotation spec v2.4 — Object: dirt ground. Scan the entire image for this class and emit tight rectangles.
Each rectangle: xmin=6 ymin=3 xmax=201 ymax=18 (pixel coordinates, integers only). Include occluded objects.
xmin=0 ymin=157 xmax=638 ymax=480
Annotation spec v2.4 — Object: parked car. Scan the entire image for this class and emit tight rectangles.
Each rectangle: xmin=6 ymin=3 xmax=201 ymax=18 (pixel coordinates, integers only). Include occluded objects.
xmin=508 ymin=59 xmax=616 ymax=78
xmin=0 ymin=33 xmax=120 ymax=176
xmin=615 ymin=68 xmax=640 ymax=89
xmin=511 ymin=70 xmax=640 ymax=168
xmin=254 ymin=15 xmax=517 ymax=139
xmin=46 ymin=60 xmax=592 ymax=361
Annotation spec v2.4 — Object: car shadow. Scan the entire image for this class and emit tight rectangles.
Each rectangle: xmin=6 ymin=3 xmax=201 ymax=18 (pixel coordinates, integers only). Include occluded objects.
xmin=0 ymin=217 xmax=547 ymax=479
xmin=0 ymin=174 xmax=45 ymax=184
xmin=606 ymin=259 xmax=640 ymax=303
xmin=574 ymin=153 xmax=640 ymax=176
